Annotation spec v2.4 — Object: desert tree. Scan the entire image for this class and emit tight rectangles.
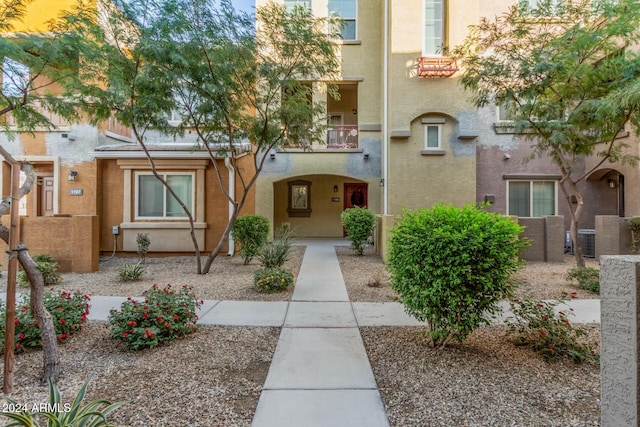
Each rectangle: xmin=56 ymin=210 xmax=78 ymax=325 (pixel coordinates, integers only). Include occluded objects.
xmin=454 ymin=0 xmax=640 ymax=266
xmin=0 ymin=0 xmax=97 ymax=385
xmin=74 ymin=0 xmax=341 ymax=273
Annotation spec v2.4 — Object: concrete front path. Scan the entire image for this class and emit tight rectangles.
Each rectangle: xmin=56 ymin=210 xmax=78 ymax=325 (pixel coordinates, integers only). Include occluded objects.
xmin=251 ymin=244 xmax=390 ymax=427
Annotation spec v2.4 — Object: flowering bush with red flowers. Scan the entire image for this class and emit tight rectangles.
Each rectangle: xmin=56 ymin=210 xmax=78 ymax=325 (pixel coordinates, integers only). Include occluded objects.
xmin=108 ymin=284 xmax=202 ymax=351
xmin=0 ymin=290 xmax=90 ymax=352
xmin=506 ymin=293 xmax=599 ymax=363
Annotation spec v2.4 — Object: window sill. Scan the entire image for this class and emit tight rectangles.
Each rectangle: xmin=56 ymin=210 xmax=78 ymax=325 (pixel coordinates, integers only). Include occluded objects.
xmin=122 ymin=222 xmax=207 ymax=229
xmin=334 ymin=39 xmax=361 ymax=45
xmin=421 ymin=149 xmax=445 ymax=156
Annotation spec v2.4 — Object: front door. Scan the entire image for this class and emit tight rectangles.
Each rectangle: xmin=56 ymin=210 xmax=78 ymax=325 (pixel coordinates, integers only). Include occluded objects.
xmin=37 ymin=175 xmax=54 ymax=216
xmin=343 ymin=183 xmax=368 ymax=236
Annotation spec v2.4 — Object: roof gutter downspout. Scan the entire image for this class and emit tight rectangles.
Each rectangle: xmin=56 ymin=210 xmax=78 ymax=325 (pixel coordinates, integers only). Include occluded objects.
xmin=383 ymin=0 xmax=389 ymax=215
xmin=225 ymin=156 xmax=235 ymax=256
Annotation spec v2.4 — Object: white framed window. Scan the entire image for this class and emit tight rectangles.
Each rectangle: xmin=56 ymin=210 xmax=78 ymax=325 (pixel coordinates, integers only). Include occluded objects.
xmin=424 ymin=124 xmax=441 ymax=149
xmin=507 ymin=180 xmax=557 ymax=217
xmin=135 ymin=172 xmax=194 ymax=219
xmin=519 ymin=0 xmax=564 ymax=15
xmin=284 ymin=0 xmax=311 ymax=11
xmin=424 ymin=0 xmax=445 ymax=55
xmin=2 ymin=58 xmax=30 ymax=97
xmin=329 ymin=0 xmax=356 ymax=40
xmin=497 ymin=102 xmax=517 ymax=121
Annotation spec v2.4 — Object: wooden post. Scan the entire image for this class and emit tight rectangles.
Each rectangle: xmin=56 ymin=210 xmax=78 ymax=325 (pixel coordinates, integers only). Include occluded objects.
xmin=4 ymin=163 xmax=21 ymax=394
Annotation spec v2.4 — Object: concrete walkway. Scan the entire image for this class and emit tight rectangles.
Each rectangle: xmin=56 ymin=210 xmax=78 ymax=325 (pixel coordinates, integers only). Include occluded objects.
xmin=251 ymin=244 xmax=390 ymax=427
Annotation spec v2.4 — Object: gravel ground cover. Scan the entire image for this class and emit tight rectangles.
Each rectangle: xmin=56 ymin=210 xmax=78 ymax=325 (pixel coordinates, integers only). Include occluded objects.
xmin=0 ymin=244 xmax=601 ymax=426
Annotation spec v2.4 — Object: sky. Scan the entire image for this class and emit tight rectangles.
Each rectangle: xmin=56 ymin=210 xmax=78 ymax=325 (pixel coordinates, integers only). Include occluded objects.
xmin=233 ymin=0 xmax=255 ymax=14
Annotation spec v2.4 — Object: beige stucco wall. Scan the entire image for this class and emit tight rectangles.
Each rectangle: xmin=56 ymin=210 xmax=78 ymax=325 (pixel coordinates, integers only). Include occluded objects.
xmin=256 ymin=150 xmax=381 ymax=237
xmin=255 ymin=0 xmax=479 ymax=230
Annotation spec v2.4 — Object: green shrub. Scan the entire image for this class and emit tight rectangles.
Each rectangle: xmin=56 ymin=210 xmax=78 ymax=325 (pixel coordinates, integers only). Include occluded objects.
xmin=0 ymin=378 xmax=126 ymax=426
xmin=507 ymin=295 xmax=599 ymax=363
xmin=340 ymin=206 xmax=375 ymax=255
xmin=18 ymin=254 xmax=63 ymax=287
xmin=388 ymin=204 xmax=528 ymax=347
xmin=567 ymin=266 xmax=600 ymax=294
xmin=136 ymin=232 xmax=151 ymax=261
xmin=232 ymin=214 xmax=270 ymax=265
xmin=108 ymin=284 xmax=202 ymax=351
xmin=0 ymin=290 xmax=90 ymax=352
xmin=117 ymin=260 xmax=145 ymax=282
xmin=258 ymin=225 xmax=293 ymax=269
xmin=254 ymin=267 xmax=294 ymax=293
xmin=629 ymin=216 xmax=640 ymax=253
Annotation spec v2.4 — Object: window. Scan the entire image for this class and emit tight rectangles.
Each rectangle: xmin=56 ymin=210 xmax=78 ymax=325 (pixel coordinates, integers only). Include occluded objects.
xmin=136 ymin=172 xmax=194 ymax=219
xmin=329 ymin=0 xmax=356 ymax=40
xmin=2 ymin=58 xmax=29 ymax=97
xmin=497 ymin=101 xmax=517 ymax=121
xmin=284 ymin=0 xmax=311 ymax=11
xmin=287 ymin=179 xmax=312 ymax=217
xmin=424 ymin=0 xmax=445 ymax=55
xmin=424 ymin=125 xmax=441 ymax=149
xmin=519 ymin=0 xmax=564 ymax=15
xmin=508 ymin=181 xmax=556 ymax=217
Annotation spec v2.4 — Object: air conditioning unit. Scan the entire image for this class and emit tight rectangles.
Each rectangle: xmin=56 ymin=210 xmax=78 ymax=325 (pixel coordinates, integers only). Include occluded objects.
xmin=577 ymin=229 xmax=596 ymax=258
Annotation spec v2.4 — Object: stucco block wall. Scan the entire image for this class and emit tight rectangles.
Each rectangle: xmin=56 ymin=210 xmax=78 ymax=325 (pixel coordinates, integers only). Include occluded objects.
xmin=0 ymin=215 xmax=99 ymax=273
xmin=600 ymin=255 xmax=640 ymax=426
xmin=595 ymin=215 xmax=633 ymax=258
xmin=375 ymin=214 xmax=397 ymax=263
xmin=518 ymin=216 xmax=564 ymax=262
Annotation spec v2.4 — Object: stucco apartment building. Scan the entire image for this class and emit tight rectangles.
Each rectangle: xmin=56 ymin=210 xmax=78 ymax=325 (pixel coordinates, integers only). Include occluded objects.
xmin=256 ymin=0 xmax=639 ymax=259
xmin=0 ymin=0 xmax=254 ymax=272
xmin=1 ymin=0 xmax=636 ymax=271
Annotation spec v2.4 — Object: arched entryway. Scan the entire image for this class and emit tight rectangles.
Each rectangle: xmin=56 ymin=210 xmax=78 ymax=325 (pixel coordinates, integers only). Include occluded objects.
xmin=272 ymin=174 xmax=369 ymax=238
xmin=587 ymin=168 xmax=624 ymax=217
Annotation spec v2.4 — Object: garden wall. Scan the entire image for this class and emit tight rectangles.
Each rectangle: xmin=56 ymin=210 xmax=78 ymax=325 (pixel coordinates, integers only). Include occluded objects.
xmin=0 ymin=215 xmax=99 ymax=273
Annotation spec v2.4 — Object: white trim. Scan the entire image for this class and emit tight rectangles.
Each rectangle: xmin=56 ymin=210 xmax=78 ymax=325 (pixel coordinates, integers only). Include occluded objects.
xmin=423 ymin=124 xmax=442 ymax=150
xmin=11 ymin=156 xmax=60 ymax=215
xmin=134 ymin=171 xmax=195 ymax=220
xmin=423 ymin=0 xmax=445 ymax=56
xmin=506 ymin=179 xmax=557 ymax=217
xmin=329 ymin=0 xmax=357 ymax=40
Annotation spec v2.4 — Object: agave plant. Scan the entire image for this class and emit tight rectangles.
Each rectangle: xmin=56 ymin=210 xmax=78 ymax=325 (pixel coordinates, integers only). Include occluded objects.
xmin=0 ymin=378 xmax=126 ymax=426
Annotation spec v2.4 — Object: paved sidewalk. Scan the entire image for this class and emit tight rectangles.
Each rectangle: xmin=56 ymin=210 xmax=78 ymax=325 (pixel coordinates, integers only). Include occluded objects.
xmin=85 ymin=295 xmax=602 ymax=326
xmin=250 ymin=244 xmax=390 ymax=427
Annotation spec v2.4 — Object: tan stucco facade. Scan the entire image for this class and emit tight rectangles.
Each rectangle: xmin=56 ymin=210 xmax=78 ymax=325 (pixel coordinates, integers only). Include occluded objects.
xmin=254 ymin=0 xmax=480 ymax=235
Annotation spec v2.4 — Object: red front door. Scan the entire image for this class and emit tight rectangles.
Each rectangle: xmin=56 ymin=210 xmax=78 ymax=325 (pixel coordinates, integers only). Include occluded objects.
xmin=343 ymin=183 xmax=368 ymax=236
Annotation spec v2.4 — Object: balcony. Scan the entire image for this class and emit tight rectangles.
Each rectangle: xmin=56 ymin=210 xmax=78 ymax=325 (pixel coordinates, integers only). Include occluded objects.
xmin=327 ymin=125 xmax=358 ymax=148
xmin=5 ymin=101 xmax=70 ymax=129
xmin=106 ymin=115 xmax=133 ymax=141
xmin=417 ymin=56 xmax=459 ymax=78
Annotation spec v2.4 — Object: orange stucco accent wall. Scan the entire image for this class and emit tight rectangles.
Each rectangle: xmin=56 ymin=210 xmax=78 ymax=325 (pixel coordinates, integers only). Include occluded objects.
xmin=96 ymin=153 xmax=256 ymax=255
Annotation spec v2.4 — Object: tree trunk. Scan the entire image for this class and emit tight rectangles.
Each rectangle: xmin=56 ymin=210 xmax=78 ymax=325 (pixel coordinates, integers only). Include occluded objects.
xmin=560 ymin=179 xmax=586 ymax=268
xmin=0 ymin=152 xmax=60 ymax=384
xmin=19 ymin=245 xmax=60 ymax=383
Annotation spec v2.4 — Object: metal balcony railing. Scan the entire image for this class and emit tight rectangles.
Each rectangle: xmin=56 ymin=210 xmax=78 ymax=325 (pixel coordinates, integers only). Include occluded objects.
xmin=327 ymin=125 xmax=358 ymax=148
xmin=417 ymin=56 xmax=459 ymax=78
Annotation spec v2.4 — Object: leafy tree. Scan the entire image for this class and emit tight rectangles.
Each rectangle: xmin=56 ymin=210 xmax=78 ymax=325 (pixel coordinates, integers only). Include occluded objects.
xmin=70 ymin=0 xmax=341 ymax=274
xmin=454 ymin=0 xmax=640 ymax=266
xmin=0 ymin=0 xmax=95 ymax=384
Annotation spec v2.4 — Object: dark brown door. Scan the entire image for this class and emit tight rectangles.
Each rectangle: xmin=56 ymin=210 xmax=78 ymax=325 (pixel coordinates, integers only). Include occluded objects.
xmin=343 ymin=183 xmax=368 ymax=236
